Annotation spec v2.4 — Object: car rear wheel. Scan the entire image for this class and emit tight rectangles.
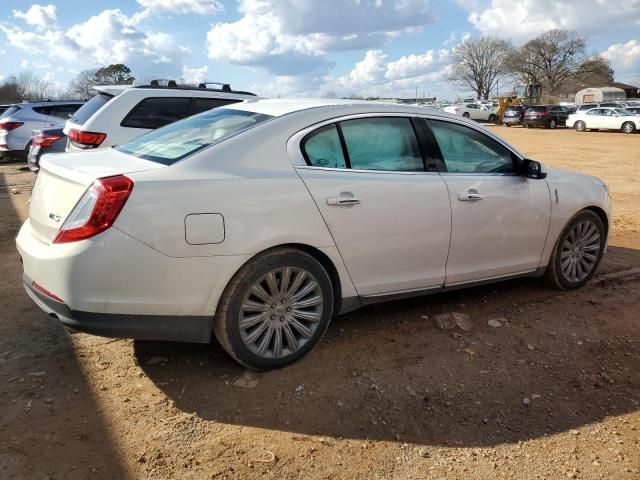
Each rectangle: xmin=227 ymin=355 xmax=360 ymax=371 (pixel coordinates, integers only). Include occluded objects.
xmin=545 ymin=210 xmax=605 ymax=290
xmin=526 ymin=124 xmax=534 ymax=129
xmin=462 ymin=112 xmax=470 ymax=119
xmin=574 ymin=121 xmax=586 ymax=132
xmin=549 ymin=118 xmax=557 ymax=129
xmin=213 ymin=248 xmax=334 ymax=370
xmin=622 ymin=122 xmax=636 ymax=134
xmin=505 ymin=123 xmax=511 ymax=127
xmin=488 ymin=114 xmax=498 ymax=123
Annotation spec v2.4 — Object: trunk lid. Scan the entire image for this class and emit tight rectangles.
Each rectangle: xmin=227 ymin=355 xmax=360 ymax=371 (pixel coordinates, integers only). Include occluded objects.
xmin=29 ymin=148 xmax=164 ymax=243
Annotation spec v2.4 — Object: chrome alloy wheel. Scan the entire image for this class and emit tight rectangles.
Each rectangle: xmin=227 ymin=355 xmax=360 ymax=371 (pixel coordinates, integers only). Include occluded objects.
xmin=560 ymin=220 xmax=601 ymax=283
xmin=239 ymin=267 xmax=323 ymax=359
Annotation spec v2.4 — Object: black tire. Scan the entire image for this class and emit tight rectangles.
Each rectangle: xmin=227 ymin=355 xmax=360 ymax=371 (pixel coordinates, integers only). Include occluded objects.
xmin=549 ymin=118 xmax=557 ymax=129
xmin=462 ymin=112 xmax=470 ymax=119
xmin=488 ymin=114 xmax=498 ymax=123
xmin=526 ymin=124 xmax=534 ymax=129
xmin=505 ymin=123 xmax=511 ymax=127
xmin=545 ymin=210 xmax=605 ymax=290
xmin=622 ymin=121 xmax=636 ymax=134
xmin=213 ymin=248 xmax=334 ymax=370
xmin=575 ymin=121 xmax=586 ymax=132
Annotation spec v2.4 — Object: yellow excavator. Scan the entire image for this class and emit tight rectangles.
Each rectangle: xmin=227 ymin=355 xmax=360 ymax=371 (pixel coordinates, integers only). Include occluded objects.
xmin=496 ymin=84 xmax=542 ymax=122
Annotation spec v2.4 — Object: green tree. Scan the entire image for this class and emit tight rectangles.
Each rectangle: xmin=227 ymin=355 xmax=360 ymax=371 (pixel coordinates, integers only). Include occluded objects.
xmin=93 ymin=64 xmax=135 ymax=85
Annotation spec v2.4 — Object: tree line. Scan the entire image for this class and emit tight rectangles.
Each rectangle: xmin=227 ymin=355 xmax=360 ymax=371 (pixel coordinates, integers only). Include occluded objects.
xmin=0 ymin=64 xmax=134 ymax=103
xmin=450 ymin=29 xmax=615 ymax=101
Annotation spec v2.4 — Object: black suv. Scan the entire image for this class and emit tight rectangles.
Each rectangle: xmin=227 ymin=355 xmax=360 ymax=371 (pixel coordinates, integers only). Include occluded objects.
xmin=523 ymin=105 xmax=571 ymax=129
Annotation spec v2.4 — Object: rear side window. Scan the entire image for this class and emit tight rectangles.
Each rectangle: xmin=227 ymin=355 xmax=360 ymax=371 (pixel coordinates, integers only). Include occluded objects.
xmin=428 ymin=120 xmax=515 ymax=174
xmin=1 ymin=106 xmax=21 ymax=118
xmin=189 ymin=98 xmax=240 ymax=116
xmin=48 ymin=104 xmax=83 ymax=119
xmin=121 ymin=97 xmax=190 ymax=129
xmin=71 ymin=94 xmax=113 ymax=124
xmin=302 ymin=125 xmax=347 ymax=169
xmin=340 ymin=117 xmax=423 ymax=171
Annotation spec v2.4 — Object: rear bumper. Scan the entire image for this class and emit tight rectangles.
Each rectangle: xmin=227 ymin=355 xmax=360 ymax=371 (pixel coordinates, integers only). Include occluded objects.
xmin=523 ymin=118 xmax=549 ymax=127
xmin=502 ymin=117 xmax=522 ymax=124
xmin=23 ymin=274 xmax=212 ymax=342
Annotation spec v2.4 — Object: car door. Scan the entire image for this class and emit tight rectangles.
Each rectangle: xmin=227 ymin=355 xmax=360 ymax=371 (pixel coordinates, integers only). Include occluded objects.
xmin=600 ymin=108 xmax=621 ymax=129
xmin=424 ymin=118 xmax=551 ymax=285
xmin=293 ymin=115 xmax=451 ymax=296
xmin=585 ymin=109 xmax=604 ymax=129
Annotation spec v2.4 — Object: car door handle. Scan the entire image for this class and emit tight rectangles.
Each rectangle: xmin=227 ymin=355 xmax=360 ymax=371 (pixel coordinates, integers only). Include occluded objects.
xmin=327 ymin=196 xmax=361 ymax=206
xmin=458 ymin=191 xmax=485 ymax=201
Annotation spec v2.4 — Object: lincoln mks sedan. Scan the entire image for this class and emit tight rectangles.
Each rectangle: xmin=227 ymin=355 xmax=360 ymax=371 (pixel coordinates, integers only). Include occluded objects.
xmin=17 ymin=99 xmax=611 ymax=369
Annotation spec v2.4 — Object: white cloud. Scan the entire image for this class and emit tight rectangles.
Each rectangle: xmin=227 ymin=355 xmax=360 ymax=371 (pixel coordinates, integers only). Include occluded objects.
xmin=1 ymin=9 xmax=191 ymax=80
xmin=206 ymin=0 xmax=434 ymax=76
xmin=12 ymin=4 xmax=57 ymax=31
xmin=464 ymin=0 xmax=640 ymax=41
xmin=182 ymin=65 xmax=209 ymax=84
xmin=136 ymin=0 xmax=223 ymax=16
xmin=602 ymin=39 xmax=640 ymax=84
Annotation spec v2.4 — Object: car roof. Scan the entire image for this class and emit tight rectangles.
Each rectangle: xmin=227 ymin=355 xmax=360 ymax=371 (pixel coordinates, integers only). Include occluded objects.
xmin=93 ymin=84 xmax=256 ymax=98
xmin=224 ymin=98 xmax=468 ymax=117
xmin=14 ymin=100 xmax=84 ymax=107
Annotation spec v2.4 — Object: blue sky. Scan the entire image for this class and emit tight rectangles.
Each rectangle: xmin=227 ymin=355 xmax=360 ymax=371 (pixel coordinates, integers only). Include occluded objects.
xmin=0 ymin=0 xmax=639 ymax=100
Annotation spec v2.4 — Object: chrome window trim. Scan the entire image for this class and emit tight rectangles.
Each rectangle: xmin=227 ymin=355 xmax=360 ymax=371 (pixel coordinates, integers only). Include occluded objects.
xmin=294 ymin=165 xmax=440 ymax=176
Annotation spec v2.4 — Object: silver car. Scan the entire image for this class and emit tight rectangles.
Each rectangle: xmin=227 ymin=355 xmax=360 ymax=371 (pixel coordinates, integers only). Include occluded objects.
xmin=0 ymin=101 xmax=83 ymax=159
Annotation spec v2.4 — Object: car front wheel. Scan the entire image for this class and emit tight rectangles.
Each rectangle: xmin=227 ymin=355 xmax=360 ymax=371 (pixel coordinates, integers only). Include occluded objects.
xmin=545 ymin=210 xmax=605 ymax=289
xmin=622 ymin=122 xmax=636 ymax=134
xmin=549 ymin=118 xmax=557 ymax=129
xmin=574 ymin=121 xmax=586 ymax=132
xmin=213 ymin=248 xmax=334 ymax=370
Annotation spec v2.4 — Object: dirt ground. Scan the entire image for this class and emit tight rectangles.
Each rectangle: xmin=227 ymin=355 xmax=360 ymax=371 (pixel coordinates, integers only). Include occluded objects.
xmin=1 ymin=127 xmax=639 ymax=480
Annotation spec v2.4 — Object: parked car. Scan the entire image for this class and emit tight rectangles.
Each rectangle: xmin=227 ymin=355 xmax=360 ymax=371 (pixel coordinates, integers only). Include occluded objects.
xmin=443 ymin=103 xmax=498 ymax=122
xmin=502 ymin=105 xmax=526 ymax=126
xmin=17 ymin=99 xmax=611 ymax=370
xmin=0 ymin=101 xmax=84 ymax=159
xmin=568 ymin=107 xmax=640 ymax=133
xmin=523 ymin=105 xmax=571 ymax=129
xmin=624 ymin=106 xmax=640 ymax=115
xmin=64 ymin=81 xmax=257 ymax=151
xmin=575 ymin=102 xmax=627 ymax=112
xmin=27 ymin=128 xmax=66 ymax=172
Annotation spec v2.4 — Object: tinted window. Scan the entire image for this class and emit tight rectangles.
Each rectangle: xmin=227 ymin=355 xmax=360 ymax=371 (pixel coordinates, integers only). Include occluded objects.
xmin=117 ymin=108 xmax=273 ymax=165
xmin=33 ymin=106 xmax=52 ymax=115
xmin=429 ymin=120 xmax=514 ymax=174
xmin=527 ymin=106 xmax=546 ymax=112
xmin=189 ymin=98 xmax=240 ymax=116
xmin=302 ymin=125 xmax=347 ymax=169
xmin=1 ymin=106 xmax=21 ymax=118
xmin=71 ymin=94 xmax=113 ymax=124
xmin=340 ymin=117 xmax=423 ymax=171
xmin=48 ymin=104 xmax=83 ymax=119
xmin=121 ymin=97 xmax=191 ymax=129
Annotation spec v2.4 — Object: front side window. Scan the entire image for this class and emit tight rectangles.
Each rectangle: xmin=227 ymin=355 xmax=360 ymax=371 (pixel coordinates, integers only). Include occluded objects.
xmin=340 ymin=117 xmax=423 ymax=171
xmin=302 ymin=124 xmax=347 ymax=169
xmin=117 ymin=108 xmax=273 ymax=165
xmin=587 ymin=109 xmax=604 ymax=116
xmin=121 ymin=97 xmax=191 ymax=129
xmin=428 ymin=120 xmax=515 ymax=174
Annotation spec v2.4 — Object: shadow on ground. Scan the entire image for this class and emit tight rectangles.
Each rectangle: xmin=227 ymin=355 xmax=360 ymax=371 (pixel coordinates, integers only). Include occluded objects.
xmin=0 ymin=166 xmax=128 ymax=479
xmin=137 ymin=245 xmax=640 ymax=448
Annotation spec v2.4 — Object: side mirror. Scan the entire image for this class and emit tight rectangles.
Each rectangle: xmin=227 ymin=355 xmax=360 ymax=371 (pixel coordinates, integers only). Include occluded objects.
xmin=523 ymin=159 xmax=547 ymax=179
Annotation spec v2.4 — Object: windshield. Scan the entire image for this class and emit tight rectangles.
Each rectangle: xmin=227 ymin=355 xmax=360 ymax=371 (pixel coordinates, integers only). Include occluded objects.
xmin=71 ymin=93 xmax=113 ymax=124
xmin=117 ymin=108 xmax=274 ymax=165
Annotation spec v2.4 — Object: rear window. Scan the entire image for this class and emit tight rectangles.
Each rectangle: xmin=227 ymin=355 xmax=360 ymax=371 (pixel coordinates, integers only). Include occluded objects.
xmin=71 ymin=94 xmax=113 ymax=124
xmin=117 ymin=108 xmax=273 ymax=165
xmin=1 ymin=106 xmax=21 ymax=118
xmin=526 ymin=106 xmax=546 ymax=112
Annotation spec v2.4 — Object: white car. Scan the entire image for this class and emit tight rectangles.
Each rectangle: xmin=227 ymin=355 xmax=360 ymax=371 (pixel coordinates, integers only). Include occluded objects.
xmin=0 ymin=101 xmax=84 ymax=158
xmin=568 ymin=107 xmax=640 ymax=133
xmin=63 ymin=81 xmax=257 ymax=151
xmin=443 ymin=103 xmax=498 ymax=122
xmin=17 ymin=99 xmax=611 ymax=370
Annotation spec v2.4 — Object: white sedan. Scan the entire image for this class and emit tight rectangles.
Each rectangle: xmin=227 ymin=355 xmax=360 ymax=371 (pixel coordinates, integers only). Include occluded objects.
xmin=568 ymin=107 xmax=640 ymax=133
xmin=17 ymin=99 xmax=611 ymax=369
xmin=443 ymin=103 xmax=498 ymax=122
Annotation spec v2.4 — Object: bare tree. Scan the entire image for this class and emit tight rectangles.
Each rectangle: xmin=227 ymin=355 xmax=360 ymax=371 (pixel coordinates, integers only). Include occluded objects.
xmin=67 ymin=69 xmax=99 ymax=99
xmin=450 ymin=36 xmax=513 ymax=100
xmin=0 ymin=78 xmax=21 ymax=103
xmin=0 ymin=72 xmax=56 ymax=102
xmin=509 ymin=30 xmax=587 ymax=95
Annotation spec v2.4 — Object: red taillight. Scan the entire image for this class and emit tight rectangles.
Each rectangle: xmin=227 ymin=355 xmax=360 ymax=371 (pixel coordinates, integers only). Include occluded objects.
xmin=32 ymin=281 xmax=64 ymax=303
xmin=68 ymin=128 xmax=106 ymax=149
xmin=53 ymin=175 xmax=134 ymax=244
xmin=0 ymin=121 xmax=24 ymax=131
xmin=33 ymin=133 xmax=63 ymax=147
